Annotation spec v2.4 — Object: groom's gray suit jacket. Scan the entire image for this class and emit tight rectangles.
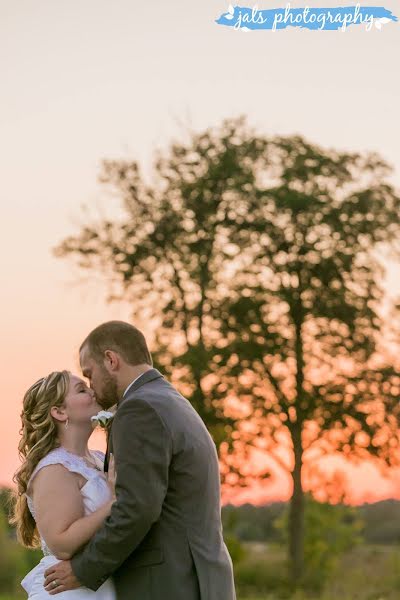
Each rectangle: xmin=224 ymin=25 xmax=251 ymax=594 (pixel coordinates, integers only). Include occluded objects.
xmin=71 ymin=369 xmax=236 ymax=600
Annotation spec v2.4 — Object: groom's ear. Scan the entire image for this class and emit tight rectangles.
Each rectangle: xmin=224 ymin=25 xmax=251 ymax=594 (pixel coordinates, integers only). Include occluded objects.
xmin=103 ymin=349 xmax=121 ymax=372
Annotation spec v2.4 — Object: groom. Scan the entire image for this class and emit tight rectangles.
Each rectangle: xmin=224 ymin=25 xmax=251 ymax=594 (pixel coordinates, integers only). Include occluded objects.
xmin=44 ymin=320 xmax=236 ymax=600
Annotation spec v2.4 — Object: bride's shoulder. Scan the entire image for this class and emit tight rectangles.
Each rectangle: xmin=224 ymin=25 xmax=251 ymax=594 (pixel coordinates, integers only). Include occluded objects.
xmin=27 ymin=448 xmax=78 ymax=494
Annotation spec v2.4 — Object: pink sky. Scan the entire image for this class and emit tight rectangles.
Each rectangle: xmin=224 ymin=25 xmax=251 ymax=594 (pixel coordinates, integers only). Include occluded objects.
xmin=1 ymin=1 xmax=399 ymax=504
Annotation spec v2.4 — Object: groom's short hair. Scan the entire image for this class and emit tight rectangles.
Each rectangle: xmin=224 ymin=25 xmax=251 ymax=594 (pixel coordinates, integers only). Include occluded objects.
xmin=80 ymin=321 xmax=152 ymax=366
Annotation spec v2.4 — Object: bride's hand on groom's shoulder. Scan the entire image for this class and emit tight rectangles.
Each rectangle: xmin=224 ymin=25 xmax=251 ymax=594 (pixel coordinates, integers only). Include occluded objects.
xmin=107 ymin=454 xmax=117 ymax=502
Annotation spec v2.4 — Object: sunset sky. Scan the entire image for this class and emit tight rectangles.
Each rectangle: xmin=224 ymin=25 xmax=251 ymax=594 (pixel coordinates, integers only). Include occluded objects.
xmin=1 ymin=0 xmax=399 ymax=504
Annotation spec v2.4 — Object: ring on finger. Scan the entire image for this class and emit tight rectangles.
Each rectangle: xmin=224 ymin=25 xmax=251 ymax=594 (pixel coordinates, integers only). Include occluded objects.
xmin=52 ymin=580 xmax=58 ymax=588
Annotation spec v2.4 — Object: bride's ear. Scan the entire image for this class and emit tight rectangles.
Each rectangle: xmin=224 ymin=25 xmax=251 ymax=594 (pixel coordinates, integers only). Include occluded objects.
xmin=50 ymin=405 xmax=68 ymax=424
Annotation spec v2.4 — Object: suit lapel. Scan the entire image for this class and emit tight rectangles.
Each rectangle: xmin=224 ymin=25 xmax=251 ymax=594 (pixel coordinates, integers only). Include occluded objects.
xmin=104 ymin=369 xmax=163 ymax=472
xmin=104 ymin=420 xmax=114 ymax=473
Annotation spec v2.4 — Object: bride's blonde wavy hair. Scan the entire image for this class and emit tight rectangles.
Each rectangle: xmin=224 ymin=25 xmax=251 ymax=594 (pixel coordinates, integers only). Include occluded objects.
xmin=10 ymin=370 xmax=70 ymax=547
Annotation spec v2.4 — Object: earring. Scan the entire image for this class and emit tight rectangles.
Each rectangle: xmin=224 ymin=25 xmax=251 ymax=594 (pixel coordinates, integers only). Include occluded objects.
xmin=65 ymin=419 xmax=69 ymax=430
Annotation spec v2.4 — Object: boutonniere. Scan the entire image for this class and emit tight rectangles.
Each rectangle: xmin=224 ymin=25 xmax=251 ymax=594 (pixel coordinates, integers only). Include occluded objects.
xmin=91 ymin=410 xmax=115 ymax=429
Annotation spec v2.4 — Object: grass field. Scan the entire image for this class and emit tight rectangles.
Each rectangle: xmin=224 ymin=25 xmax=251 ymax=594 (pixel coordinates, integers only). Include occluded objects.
xmin=236 ymin=542 xmax=400 ymax=600
xmin=3 ymin=543 xmax=400 ymax=600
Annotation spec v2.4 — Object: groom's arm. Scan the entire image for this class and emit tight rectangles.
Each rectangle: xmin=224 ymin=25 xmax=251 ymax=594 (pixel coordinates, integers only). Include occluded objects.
xmin=70 ymin=397 xmax=172 ymax=590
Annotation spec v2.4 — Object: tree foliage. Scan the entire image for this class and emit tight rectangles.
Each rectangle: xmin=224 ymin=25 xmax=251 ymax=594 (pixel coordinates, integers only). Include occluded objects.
xmin=55 ymin=116 xmax=400 ymax=582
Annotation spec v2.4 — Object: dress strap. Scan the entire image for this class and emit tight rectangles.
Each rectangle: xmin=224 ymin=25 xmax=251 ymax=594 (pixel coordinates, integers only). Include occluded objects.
xmin=91 ymin=449 xmax=105 ymax=461
xmin=27 ymin=447 xmax=98 ymax=492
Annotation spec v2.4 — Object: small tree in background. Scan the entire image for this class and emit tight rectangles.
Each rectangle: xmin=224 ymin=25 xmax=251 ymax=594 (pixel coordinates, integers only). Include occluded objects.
xmin=55 ymin=116 xmax=400 ymax=585
xmin=275 ymin=493 xmax=364 ymax=592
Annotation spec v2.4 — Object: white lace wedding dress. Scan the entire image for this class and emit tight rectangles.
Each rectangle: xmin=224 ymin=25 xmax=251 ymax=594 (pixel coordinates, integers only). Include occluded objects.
xmin=21 ymin=447 xmax=116 ymax=600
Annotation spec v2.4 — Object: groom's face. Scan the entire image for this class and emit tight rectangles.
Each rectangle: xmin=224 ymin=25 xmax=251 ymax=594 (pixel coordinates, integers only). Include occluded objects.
xmin=80 ymin=346 xmax=119 ymax=409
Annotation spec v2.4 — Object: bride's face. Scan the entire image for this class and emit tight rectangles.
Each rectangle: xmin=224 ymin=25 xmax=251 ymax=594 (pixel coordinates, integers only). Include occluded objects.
xmin=63 ymin=374 xmax=101 ymax=425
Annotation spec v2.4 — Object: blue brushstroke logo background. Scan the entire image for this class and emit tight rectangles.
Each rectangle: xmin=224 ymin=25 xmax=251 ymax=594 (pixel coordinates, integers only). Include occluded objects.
xmin=215 ymin=3 xmax=398 ymax=31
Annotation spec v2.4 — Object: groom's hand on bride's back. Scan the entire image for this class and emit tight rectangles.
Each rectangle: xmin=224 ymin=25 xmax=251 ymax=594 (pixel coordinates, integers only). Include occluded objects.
xmin=44 ymin=560 xmax=81 ymax=595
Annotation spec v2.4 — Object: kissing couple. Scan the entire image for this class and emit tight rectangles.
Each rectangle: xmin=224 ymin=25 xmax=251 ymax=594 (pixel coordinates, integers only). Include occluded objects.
xmin=12 ymin=320 xmax=236 ymax=600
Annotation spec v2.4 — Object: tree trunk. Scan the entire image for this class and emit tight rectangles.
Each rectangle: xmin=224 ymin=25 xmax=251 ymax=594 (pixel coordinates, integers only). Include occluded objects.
xmin=289 ymin=279 xmax=306 ymax=585
xmin=288 ymin=424 xmax=305 ymax=585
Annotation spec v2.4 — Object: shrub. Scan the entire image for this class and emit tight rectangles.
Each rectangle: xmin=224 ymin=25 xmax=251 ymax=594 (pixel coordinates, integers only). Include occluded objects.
xmin=274 ymin=494 xmax=364 ymax=592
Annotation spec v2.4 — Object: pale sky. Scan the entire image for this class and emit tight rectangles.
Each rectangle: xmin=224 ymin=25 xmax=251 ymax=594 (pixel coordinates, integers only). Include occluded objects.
xmin=1 ymin=0 xmax=399 ymax=502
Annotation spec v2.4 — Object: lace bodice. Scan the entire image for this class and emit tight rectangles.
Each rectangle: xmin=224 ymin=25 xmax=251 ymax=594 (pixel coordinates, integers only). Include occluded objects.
xmin=26 ymin=447 xmax=111 ymax=557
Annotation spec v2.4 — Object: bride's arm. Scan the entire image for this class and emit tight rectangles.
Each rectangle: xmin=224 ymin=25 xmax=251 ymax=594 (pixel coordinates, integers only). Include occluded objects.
xmin=31 ymin=464 xmax=115 ymax=561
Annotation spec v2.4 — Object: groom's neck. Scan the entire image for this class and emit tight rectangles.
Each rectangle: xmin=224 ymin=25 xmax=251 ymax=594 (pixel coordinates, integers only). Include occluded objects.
xmin=117 ymin=363 xmax=153 ymax=399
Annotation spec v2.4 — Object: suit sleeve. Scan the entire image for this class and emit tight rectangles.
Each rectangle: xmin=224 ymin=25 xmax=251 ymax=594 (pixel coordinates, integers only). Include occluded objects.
xmin=71 ymin=398 xmax=172 ymax=590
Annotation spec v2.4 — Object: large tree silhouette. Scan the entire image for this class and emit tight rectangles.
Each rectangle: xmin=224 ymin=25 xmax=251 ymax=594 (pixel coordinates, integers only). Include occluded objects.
xmin=55 ymin=117 xmax=400 ymax=585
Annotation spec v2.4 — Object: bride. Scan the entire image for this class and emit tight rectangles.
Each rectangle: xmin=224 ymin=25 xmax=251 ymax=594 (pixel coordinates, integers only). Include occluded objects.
xmin=11 ymin=369 xmax=117 ymax=599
